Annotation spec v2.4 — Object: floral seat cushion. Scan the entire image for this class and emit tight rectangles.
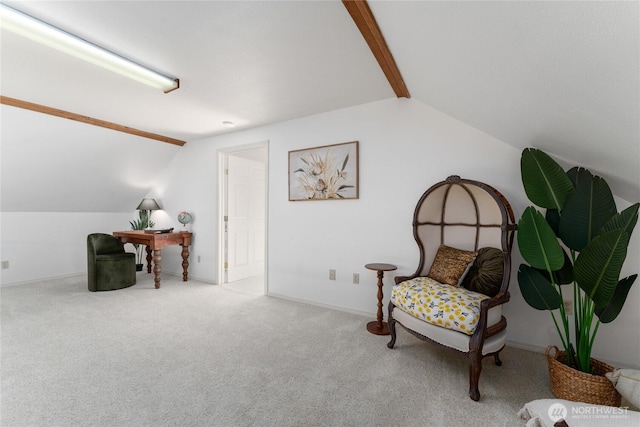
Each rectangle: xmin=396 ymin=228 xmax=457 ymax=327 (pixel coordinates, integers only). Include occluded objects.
xmin=391 ymin=277 xmax=489 ymax=335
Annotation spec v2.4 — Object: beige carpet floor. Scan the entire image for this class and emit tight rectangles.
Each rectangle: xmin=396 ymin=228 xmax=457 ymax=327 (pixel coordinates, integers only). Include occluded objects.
xmin=1 ymin=273 xmax=554 ymax=426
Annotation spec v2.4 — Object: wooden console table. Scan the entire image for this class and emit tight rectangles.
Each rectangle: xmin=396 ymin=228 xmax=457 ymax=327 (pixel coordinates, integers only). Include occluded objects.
xmin=113 ymin=231 xmax=193 ymax=289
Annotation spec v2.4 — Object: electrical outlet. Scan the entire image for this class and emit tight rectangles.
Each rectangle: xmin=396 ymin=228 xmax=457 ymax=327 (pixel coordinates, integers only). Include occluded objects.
xmin=353 ymin=273 xmax=359 ymax=284
xmin=329 ymin=269 xmax=336 ymax=280
xmin=197 ymin=255 xmax=201 ymax=263
xmin=563 ymin=299 xmax=573 ymax=315
xmin=1 ymin=261 xmax=8 ymax=269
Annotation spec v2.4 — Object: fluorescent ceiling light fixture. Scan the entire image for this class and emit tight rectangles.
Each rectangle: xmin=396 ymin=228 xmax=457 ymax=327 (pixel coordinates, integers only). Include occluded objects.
xmin=0 ymin=4 xmax=179 ymax=93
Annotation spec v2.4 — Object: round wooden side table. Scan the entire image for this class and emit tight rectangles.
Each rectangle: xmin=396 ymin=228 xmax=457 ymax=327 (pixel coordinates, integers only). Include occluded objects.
xmin=365 ymin=263 xmax=397 ymax=335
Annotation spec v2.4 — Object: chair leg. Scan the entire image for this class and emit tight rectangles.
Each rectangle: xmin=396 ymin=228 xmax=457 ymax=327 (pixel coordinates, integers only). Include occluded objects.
xmin=494 ymin=352 xmax=502 ymax=366
xmin=387 ymin=302 xmax=397 ymax=349
xmin=468 ymin=350 xmax=482 ymax=401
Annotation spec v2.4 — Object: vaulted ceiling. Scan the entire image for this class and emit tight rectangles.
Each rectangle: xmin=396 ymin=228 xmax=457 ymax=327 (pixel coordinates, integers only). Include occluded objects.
xmin=1 ymin=1 xmax=394 ymax=140
xmin=1 ymin=1 xmax=638 ymax=210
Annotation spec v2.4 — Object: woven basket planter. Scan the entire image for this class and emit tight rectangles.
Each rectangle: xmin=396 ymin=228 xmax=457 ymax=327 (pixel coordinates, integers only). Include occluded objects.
xmin=546 ymin=346 xmax=621 ymax=407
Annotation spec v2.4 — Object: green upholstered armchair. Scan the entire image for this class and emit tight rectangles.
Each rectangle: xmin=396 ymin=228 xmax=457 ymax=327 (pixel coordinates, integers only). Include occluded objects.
xmin=87 ymin=233 xmax=136 ymax=292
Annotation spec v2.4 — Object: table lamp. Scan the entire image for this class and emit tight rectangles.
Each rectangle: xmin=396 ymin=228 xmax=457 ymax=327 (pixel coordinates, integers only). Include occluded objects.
xmin=136 ymin=198 xmax=160 ymax=229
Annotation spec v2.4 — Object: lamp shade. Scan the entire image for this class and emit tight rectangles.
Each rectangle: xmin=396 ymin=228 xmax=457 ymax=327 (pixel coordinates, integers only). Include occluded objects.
xmin=136 ymin=198 xmax=160 ymax=211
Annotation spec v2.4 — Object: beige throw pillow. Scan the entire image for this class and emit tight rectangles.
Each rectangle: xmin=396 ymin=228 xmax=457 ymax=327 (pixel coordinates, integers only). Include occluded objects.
xmin=427 ymin=244 xmax=477 ymax=287
xmin=606 ymin=368 xmax=640 ymax=408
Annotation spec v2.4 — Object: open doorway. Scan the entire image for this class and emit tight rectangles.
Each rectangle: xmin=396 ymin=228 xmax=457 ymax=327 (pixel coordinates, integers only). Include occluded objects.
xmin=217 ymin=142 xmax=268 ymax=295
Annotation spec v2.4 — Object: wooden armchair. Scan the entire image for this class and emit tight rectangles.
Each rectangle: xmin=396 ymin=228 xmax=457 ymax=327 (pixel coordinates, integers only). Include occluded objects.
xmin=387 ymin=175 xmax=516 ymax=401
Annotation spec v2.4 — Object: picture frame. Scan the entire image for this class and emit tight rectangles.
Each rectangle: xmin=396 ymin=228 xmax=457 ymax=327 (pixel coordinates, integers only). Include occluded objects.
xmin=288 ymin=141 xmax=359 ymax=201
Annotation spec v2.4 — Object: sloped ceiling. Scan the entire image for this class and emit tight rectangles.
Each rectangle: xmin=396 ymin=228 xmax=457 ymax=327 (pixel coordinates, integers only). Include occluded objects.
xmin=0 ymin=105 xmax=180 ymax=212
xmin=1 ymin=1 xmax=638 ymax=212
xmin=368 ymin=0 xmax=639 ymax=201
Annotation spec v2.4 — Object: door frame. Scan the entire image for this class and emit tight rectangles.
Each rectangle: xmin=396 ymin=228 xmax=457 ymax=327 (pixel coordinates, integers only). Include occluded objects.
xmin=217 ymin=141 xmax=269 ymax=291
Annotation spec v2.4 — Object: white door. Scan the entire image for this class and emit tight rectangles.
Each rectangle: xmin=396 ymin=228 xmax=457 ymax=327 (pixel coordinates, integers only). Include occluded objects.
xmin=226 ymin=154 xmax=265 ymax=282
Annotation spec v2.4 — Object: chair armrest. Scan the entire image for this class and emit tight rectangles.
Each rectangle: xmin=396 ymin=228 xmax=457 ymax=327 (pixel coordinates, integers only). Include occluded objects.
xmin=394 ymin=275 xmax=414 ymax=285
xmin=486 ymin=290 xmax=510 ymax=309
xmin=470 ymin=291 xmax=510 ymax=347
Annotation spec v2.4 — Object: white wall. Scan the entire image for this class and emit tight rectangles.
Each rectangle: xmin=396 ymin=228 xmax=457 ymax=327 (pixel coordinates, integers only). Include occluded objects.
xmin=152 ymin=97 xmax=640 ymax=368
xmin=2 ymin=97 xmax=637 ymax=369
xmin=0 ymin=212 xmax=133 ymax=285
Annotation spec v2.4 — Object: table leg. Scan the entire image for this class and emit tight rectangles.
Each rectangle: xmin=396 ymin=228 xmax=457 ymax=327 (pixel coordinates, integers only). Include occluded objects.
xmin=366 ymin=270 xmax=389 ymax=335
xmin=145 ymin=246 xmax=152 ymax=274
xmin=153 ymin=249 xmax=162 ymax=289
xmin=181 ymin=245 xmax=190 ymax=282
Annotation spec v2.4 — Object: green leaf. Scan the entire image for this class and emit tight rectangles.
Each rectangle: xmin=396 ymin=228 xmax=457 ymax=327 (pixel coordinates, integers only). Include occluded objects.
xmin=518 ymin=207 xmax=565 ymax=271
xmin=546 ymin=209 xmax=561 ymax=236
xmin=520 ymin=148 xmax=574 ymax=210
xmin=131 ymin=210 xmax=154 ymax=230
xmin=518 ymin=264 xmax=563 ymax=310
xmin=566 ymin=166 xmax=579 ymax=184
xmin=341 ymin=154 xmax=349 ymax=171
xmin=130 ymin=219 xmax=145 ymax=230
xmin=559 ymin=169 xmax=616 ymax=251
xmin=536 ymin=249 xmax=574 ymax=285
xmin=555 ymin=250 xmax=575 ymax=284
xmin=601 ymin=203 xmax=639 ymax=236
xmin=595 ymin=275 xmax=637 ymax=323
xmin=574 ymin=230 xmax=630 ymax=307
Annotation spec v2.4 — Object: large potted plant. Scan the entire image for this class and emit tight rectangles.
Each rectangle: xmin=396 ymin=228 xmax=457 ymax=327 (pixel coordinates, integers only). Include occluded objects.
xmin=129 ymin=210 xmax=155 ymax=271
xmin=517 ymin=148 xmax=638 ymax=405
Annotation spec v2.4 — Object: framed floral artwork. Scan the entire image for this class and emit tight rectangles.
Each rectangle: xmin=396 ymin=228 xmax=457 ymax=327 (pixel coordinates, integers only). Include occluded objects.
xmin=288 ymin=141 xmax=359 ymax=201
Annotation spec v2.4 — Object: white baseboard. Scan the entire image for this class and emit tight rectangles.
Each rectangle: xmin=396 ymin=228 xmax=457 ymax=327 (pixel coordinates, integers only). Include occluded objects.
xmin=163 ymin=271 xmax=217 ymax=284
xmin=0 ymin=272 xmax=84 ymax=288
xmin=266 ymin=291 xmax=373 ymax=319
xmin=506 ymin=339 xmax=547 ymax=354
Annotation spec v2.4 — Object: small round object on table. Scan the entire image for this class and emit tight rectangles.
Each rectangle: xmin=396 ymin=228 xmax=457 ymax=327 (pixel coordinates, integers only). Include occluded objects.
xmin=177 ymin=211 xmax=193 ymax=232
xmin=365 ymin=263 xmax=397 ymax=335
